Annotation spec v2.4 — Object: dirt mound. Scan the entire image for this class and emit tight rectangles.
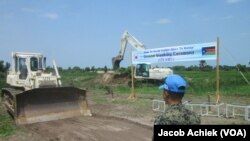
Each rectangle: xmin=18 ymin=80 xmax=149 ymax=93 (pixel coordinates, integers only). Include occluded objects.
xmin=102 ymin=73 xmax=114 ymax=83
xmin=96 ymin=73 xmax=130 ymax=85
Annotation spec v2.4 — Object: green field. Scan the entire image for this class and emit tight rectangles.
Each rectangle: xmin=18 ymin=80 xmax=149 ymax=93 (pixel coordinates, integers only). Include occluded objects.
xmin=177 ymin=70 xmax=250 ymax=96
xmin=59 ymin=70 xmax=250 ymax=96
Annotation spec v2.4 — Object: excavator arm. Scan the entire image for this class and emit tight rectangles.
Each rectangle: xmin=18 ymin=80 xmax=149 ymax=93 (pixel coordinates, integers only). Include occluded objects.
xmin=112 ymin=31 xmax=145 ymax=69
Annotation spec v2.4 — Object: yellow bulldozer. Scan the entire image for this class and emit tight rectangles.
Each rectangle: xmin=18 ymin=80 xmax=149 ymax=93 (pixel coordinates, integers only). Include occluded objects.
xmin=1 ymin=52 xmax=91 ymax=125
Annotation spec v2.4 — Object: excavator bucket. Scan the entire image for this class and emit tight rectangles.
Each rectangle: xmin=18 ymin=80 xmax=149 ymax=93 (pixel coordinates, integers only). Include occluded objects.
xmin=13 ymin=87 xmax=91 ymax=125
xmin=112 ymin=56 xmax=122 ymax=70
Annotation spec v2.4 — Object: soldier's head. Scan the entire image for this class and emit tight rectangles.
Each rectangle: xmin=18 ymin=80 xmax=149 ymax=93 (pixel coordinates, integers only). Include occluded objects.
xmin=159 ymin=74 xmax=187 ymax=105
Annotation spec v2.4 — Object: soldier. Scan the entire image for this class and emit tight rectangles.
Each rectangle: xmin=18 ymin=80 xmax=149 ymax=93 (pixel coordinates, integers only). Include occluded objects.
xmin=154 ymin=74 xmax=200 ymax=125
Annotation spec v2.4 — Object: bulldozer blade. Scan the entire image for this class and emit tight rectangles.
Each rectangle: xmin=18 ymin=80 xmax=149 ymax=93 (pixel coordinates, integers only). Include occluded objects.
xmin=15 ymin=87 xmax=91 ymax=125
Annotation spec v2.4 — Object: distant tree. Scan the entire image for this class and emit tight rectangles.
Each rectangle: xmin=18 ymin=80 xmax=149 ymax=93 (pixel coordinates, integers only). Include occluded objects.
xmin=199 ymin=60 xmax=207 ymax=70
xmin=72 ymin=66 xmax=81 ymax=72
xmin=104 ymin=65 xmax=108 ymax=73
xmin=91 ymin=66 xmax=96 ymax=72
xmin=4 ymin=62 xmax=10 ymax=72
xmin=46 ymin=66 xmax=54 ymax=72
xmin=203 ymin=65 xmax=213 ymax=71
xmin=221 ymin=65 xmax=234 ymax=71
xmin=186 ymin=65 xmax=199 ymax=71
xmin=58 ymin=67 xmax=63 ymax=72
xmin=0 ymin=60 xmax=4 ymax=72
xmin=172 ymin=66 xmax=186 ymax=71
xmin=0 ymin=60 xmax=10 ymax=78
xmin=85 ymin=67 xmax=90 ymax=72
xmin=236 ymin=64 xmax=247 ymax=72
xmin=0 ymin=60 xmax=10 ymax=72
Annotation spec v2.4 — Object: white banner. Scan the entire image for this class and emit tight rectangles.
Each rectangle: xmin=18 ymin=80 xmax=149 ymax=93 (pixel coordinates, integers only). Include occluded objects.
xmin=132 ymin=42 xmax=216 ymax=64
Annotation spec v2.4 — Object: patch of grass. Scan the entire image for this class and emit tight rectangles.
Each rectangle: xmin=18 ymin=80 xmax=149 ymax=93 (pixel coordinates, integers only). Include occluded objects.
xmin=0 ymin=114 xmax=15 ymax=137
xmin=135 ymin=85 xmax=161 ymax=95
xmin=113 ymin=85 xmax=130 ymax=94
xmin=127 ymin=97 xmax=153 ymax=110
xmin=0 ymin=78 xmax=15 ymax=138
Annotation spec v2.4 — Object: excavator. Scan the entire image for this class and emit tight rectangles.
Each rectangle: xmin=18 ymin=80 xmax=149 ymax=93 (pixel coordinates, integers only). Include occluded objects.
xmin=1 ymin=52 xmax=91 ymax=125
xmin=112 ymin=31 xmax=173 ymax=80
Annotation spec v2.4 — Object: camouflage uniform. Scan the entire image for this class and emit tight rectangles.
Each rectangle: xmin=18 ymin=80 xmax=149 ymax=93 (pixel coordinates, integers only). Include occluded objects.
xmin=154 ymin=103 xmax=200 ymax=125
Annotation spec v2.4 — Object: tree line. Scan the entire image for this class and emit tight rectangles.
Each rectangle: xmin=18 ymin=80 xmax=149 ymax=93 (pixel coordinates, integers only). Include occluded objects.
xmin=171 ymin=64 xmax=250 ymax=72
xmin=1 ymin=59 xmax=250 ymax=75
xmin=46 ymin=65 xmax=109 ymax=73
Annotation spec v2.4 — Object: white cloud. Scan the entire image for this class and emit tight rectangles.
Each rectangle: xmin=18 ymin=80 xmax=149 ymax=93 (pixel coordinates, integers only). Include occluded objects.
xmin=154 ymin=18 xmax=171 ymax=24
xmin=240 ymin=32 xmax=250 ymax=36
xmin=225 ymin=0 xmax=242 ymax=4
xmin=198 ymin=15 xmax=233 ymax=22
xmin=219 ymin=16 xmax=233 ymax=20
xmin=41 ymin=13 xmax=59 ymax=20
xmin=21 ymin=8 xmax=59 ymax=20
xmin=21 ymin=8 xmax=39 ymax=13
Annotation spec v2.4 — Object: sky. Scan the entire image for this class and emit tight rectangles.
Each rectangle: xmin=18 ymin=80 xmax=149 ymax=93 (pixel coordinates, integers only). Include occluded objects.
xmin=0 ymin=0 xmax=250 ymax=69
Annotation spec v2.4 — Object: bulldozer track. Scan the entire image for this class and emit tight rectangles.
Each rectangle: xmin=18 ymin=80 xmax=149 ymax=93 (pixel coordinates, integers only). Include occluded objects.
xmin=1 ymin=88 xmax=23 ymax=117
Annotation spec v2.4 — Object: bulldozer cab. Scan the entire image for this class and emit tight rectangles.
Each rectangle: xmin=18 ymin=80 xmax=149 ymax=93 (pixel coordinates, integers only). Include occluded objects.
xmin=11 ymin=52 xmax=46 ymax=81
xmin=7 ymin=52 xmax=59 ymax=90
xmin=14 ymin=52 xmax=45 ymax=74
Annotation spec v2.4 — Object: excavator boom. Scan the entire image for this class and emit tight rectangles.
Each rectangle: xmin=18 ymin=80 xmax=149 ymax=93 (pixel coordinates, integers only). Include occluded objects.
xmin=112 ymin=31 xmax=145 ymax=69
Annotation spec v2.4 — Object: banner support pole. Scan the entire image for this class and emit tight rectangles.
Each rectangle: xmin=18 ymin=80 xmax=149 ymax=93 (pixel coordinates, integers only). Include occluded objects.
xmin=216 ymin=37 xmax=220 ymax=104
xmin=128 ymin=48 xmax=136 ymax=100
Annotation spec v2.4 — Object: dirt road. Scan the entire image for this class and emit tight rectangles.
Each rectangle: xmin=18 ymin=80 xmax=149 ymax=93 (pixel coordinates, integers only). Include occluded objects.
xmin=20 ymin=115 xmax=152 ymax=141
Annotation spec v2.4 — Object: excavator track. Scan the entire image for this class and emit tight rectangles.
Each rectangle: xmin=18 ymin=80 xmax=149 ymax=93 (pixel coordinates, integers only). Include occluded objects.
xmin=1 ymin=87 xmax=92 ymax=125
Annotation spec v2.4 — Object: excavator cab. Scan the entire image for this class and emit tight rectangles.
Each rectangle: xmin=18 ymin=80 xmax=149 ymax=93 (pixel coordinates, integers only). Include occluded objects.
xmin=2 ymin=52 xmax=92 ymax=125
xmin=134 ymin=63 xmax=173 ymax=80
xmin=135 ymin=63 xmax=150 ymax=78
